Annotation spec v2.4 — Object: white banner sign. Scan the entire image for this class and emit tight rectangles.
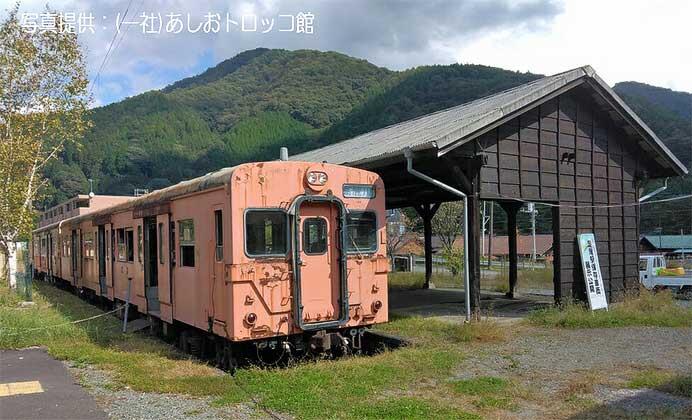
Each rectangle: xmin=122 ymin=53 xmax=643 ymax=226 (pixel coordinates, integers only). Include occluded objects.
xmin=577 ymin=233 xmax=608 ymax=310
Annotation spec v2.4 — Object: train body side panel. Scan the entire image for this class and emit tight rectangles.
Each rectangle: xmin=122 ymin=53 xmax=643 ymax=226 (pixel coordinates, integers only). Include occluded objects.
xmin=110 ymin=211 xmax=145 ymax=310
xmin=78 ymin=222 xmax=99 ymax=293
xmin=170 ymin=188 xmax=227 ymax=331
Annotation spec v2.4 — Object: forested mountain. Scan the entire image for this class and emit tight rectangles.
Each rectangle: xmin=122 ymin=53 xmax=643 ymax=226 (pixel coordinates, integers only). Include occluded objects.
xmin=43 ymin=49 xmax=691 ymax=234
xmin=613 ymin=82 xmax=691 ymax=235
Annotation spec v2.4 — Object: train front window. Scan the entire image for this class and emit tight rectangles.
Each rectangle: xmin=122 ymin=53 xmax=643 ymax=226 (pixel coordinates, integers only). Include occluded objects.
xmin=346 ymin=211 xmax=377 ymax=254
xmin=245 ymin=210 xmax=288 ymax=257
xmin=303 ymin=217 xmax=327 ymax=255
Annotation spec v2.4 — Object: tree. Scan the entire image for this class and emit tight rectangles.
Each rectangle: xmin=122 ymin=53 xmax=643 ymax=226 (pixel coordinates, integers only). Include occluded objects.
xmin=386 ymin=209 xmax=417 ymax=259
xmin=432 ymin=201 xmax=464 ymax=252
xmin=0 ymin=5 xmax=90 ymax=287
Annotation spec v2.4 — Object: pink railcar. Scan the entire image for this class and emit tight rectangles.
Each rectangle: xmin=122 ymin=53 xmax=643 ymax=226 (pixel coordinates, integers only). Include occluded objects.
xmin=32 ymin=161 xmax=388 ymax=363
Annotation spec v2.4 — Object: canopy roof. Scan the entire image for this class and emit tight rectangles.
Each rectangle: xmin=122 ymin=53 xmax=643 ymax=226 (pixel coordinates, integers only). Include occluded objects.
xmin=293 ymin=65 xmax=687 ymax=177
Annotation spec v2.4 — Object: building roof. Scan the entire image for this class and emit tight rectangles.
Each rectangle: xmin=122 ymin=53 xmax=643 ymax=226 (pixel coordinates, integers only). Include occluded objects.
xmin=292 ymin=66 xmax=687 ymax=177
xmin=641 ymin=235 xmax=692 ymax=250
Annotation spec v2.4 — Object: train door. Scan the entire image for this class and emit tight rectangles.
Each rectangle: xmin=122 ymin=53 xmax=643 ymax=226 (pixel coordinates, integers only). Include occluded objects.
xmin=71 ymin=229 xmax=78 ymax=285
xmin=293 ymin=197 xmax=348 ymax=330
xmin=155 ymin=214 xmax=172 ymax=322
xmin=98 ymin=225 xmax=106 ymax=295
xmin=211 ymin=208 xmax=226 ymax=324
xmin=46 ymin=232 xmax=53 ymax=279
xmin=143 ymin=217 xmax=160 ymax=313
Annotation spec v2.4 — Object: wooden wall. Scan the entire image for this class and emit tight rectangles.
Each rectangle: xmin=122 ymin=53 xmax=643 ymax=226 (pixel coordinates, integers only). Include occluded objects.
xmin=477 ymin=88 xmax=641 ymax=301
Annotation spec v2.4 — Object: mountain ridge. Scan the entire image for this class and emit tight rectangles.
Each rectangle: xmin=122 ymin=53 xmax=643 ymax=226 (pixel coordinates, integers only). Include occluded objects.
xmin=45 ymin=48 xmax=691 ymax=234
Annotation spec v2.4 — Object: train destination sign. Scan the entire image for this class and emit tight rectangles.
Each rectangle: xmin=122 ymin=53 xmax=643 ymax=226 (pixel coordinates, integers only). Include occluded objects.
xmin=577 ymin=233 xmax=608 ymax=311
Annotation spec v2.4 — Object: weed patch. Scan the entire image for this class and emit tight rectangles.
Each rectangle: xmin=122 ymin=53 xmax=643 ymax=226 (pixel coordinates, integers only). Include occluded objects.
xmin=527 ymin=290 xmax=692 ymax=328
xmin=627 ymin=368 xmax=692 ymax=398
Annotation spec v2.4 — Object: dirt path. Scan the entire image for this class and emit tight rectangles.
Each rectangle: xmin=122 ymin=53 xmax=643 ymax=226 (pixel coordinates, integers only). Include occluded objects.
xmin=456 ymin=326 xmax=692 ymax=418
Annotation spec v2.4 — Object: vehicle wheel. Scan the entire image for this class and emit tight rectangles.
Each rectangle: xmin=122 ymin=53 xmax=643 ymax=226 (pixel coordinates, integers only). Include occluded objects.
xmin=681 ymin=286 xmax=692 ymax=300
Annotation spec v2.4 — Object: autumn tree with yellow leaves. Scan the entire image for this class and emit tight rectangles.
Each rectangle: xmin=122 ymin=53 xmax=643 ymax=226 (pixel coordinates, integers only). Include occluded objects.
xmin=0 ymin=4 xmax=90 ymax=287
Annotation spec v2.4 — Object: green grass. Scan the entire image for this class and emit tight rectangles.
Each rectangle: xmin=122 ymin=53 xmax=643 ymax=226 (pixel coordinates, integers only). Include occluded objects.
xmin=526 ymin=289 xmax=692 ymax=328
xmin=627 ymin=368 xmax=692 ymax=398
xmin=483 ymin=266 xmax=554 ymax=293
xmin=349 ymin=397 xmax=481 ymax=419
xmin=0 ymin=282 xmax=500 ymax=419
xmin=451 ymin=376 xmax=516 ymax=410
xmin=388 ymin=272 xmax=460 ymax=290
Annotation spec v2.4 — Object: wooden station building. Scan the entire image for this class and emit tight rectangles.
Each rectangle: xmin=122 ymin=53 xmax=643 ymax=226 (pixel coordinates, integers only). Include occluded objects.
xmin=294 ymin=66 xmax=688 ymax=309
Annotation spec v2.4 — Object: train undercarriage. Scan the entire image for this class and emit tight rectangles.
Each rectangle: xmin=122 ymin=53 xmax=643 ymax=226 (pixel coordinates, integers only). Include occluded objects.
xmin=33 ymin=271 xmax=404 ymax=374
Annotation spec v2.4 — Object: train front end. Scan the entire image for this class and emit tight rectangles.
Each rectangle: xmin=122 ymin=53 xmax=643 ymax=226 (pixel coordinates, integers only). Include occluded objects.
xmin=228 ymin=161 xmax=388 ymax=354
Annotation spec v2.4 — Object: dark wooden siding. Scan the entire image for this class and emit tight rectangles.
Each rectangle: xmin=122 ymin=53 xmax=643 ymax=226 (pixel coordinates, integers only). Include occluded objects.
xmin=479 ymin=89 xmax=641 ymax=301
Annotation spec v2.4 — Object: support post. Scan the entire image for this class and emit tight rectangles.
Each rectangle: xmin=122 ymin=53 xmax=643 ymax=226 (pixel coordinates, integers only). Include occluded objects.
xmin=501 ymin=202 xmax=522 ymax=298
xmin=466 ymin=191 xmax=482 ymax=313
xmin=444 ymin=156 xmax=483 ymax=315
xmin=415 ymin=203 xmax=440 ymax=289
xmin=122 ymin=277 xmax=132 ymax=333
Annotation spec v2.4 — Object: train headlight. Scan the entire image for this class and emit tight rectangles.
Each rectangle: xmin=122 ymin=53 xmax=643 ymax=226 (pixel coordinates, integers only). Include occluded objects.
xmin=343 ymin=184 xmax=375 ymax=198
xmin=245 ymin=312 xmax=257 ymax=325
xmin=372 ymin=300 xmax=382 ymax=313
xmin=306 ymin=171 xmax=328 ymax=186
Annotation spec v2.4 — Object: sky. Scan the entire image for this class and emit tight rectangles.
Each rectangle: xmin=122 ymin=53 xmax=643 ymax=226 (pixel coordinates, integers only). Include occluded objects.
xmin=4 ymin=0 xmax=691 ymax=106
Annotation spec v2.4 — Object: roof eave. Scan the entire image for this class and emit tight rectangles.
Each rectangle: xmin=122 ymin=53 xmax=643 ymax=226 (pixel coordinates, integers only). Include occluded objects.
xmin=584 ymin=74 xmax=688 ymax=177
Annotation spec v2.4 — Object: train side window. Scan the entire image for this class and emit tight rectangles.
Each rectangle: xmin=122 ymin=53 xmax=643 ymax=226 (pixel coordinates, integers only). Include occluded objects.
xmin=137 ymin=225 xmax=143 ymax=263
xmin=303 ymin=218 xmax=327 ymax=255
xmin=158 ymin=223 xmax=164 ymax=264
xmin=126 ymin=229 xmax=134 ymax=262
xmin=214 ymin=210 xmax=223 ymax=261
xmin=117 ymin=229 xmax=126 ymax=261
xmin=245 ymin=210 xmax=288 ymax=257
xmin=84 ymin=232 xmax=94 ymax=259
xmin=178 ymin=219 xmax=195 ymax=267
xmin=345 ymin=211 xmax=378 ymax=254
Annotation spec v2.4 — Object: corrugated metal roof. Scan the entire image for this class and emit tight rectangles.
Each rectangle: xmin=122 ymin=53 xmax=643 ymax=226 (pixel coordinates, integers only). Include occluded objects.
xmin=292 ymin=65 xmax=687 ymax=176
xmin=642 ymin=235 xmax=692 ymax=250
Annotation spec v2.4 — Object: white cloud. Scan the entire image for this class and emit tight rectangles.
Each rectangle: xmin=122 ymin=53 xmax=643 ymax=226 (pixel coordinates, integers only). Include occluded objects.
xmin=452 ymin=0 xmax=692 ymax=92
xmin=3 ymin=0 xmax=689 ymax=105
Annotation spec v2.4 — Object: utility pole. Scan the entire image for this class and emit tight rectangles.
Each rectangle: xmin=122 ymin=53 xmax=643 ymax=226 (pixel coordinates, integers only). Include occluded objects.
xmin=531 ymin=203 xmax=537 ymax=268
xmin=521 ymin=202 xmax=537 ymax=269
xmin=481 ymin=201 xmax=486 ymax=265
xmin=488 ymin=202 xmax=494 ymax=268
xmin=682 ymin=228 xmax=685 ymax=260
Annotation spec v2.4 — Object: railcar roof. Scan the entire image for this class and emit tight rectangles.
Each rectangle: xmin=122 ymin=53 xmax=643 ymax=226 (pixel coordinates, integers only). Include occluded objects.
xmin=33 ymin=164 xmax=240 ymax=233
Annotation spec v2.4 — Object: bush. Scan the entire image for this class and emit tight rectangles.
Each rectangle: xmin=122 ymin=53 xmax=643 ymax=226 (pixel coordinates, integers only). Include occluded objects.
xmin=441 ymin=247 xmax=464 ymax=276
